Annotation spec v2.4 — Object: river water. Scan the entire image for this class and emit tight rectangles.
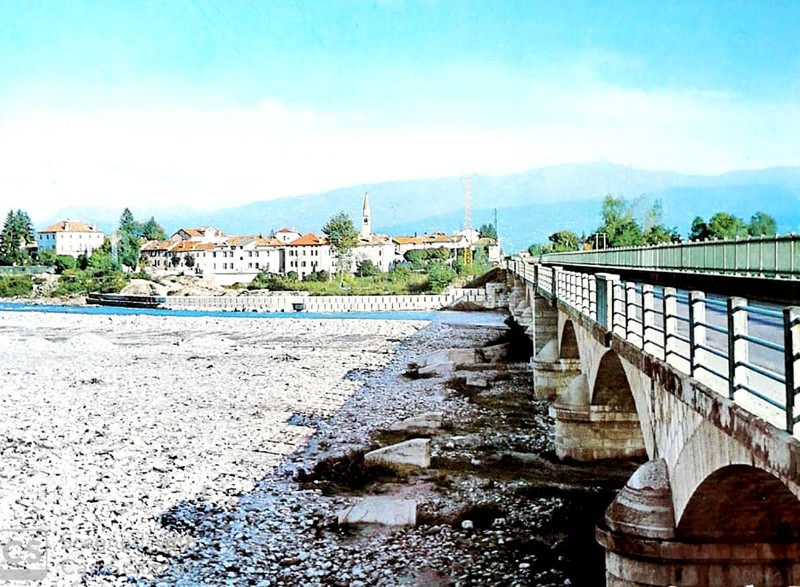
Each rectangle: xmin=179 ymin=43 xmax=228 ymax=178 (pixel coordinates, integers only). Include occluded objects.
xmin=0 ymin=300 xmax=508 ymax=326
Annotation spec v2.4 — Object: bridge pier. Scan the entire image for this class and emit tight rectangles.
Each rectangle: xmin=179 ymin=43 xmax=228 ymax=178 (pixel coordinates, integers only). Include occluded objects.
xmin=550 ymin=373 xmax=646 ymax=461
xmin=531 ymin=340 xmax=581 ymax=400
xmin=529 ymin=292 xmax=575 ymax=399
xmin=597 ymin=460 xmax=800 ymax=586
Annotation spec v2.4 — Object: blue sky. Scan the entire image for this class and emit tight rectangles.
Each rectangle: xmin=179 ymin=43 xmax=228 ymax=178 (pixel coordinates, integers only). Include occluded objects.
xmin=0 ymin=0 xmax=798 ymax=220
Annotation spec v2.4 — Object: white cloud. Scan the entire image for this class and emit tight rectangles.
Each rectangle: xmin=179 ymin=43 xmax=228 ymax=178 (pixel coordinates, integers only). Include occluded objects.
xmin=0 ymin=84 xmax=797 ymax=224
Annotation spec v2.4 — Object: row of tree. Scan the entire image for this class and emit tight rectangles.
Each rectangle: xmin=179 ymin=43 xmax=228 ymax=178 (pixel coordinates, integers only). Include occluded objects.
xmin=530 ymin=195 xmax=779 ymax=254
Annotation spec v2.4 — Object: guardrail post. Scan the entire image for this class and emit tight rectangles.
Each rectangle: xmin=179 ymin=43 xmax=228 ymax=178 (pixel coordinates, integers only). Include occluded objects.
xmin=566 ymin=271 xmax=573 ymax=305
xmin=589 ymin=275 xmax=597 ymax=321
xmin=533 ymin=263 xmax=540 ymax=290
xmin=642 ymin=285 xmax=656 ymax=357
xmin=663 ymin=287 xmax=678 ymax=367
xmin=595 ymin=273 xmax=620 ymax=331
xmin=581 ymin=273 xmax=589 ymax=315
xmin=727 ymin=297 xmax=749 ymax=400
xmin=784 ymin=307 xmax=800 ymax=432
xmin=551 ymin=266 xmax=560 ymax=300
xmin=625 ymin=282 xmax=639 ymax=347
xmin=613 ymin=281 xmax=625 ymax=337
xmin=689 ymin=292 xmax=706 ymax=378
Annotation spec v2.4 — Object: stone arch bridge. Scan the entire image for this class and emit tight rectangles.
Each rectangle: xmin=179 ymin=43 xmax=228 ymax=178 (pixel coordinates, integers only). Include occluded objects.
xmin=506 ymin=251 xmax=800 ymax=586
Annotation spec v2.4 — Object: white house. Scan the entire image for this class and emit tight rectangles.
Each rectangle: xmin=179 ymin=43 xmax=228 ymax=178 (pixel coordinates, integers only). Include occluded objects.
xmin=285 ymin=232 xmax=334 ymax=280
xmin=37 ymin=220 xmax=105 ymax=258
xmin=209 ymin=236 xmax=283 ymax=286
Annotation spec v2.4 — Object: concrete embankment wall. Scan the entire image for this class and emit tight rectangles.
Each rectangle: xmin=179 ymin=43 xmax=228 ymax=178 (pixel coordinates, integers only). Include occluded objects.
xmin=159 ymin=283 xmax=506 ymax=313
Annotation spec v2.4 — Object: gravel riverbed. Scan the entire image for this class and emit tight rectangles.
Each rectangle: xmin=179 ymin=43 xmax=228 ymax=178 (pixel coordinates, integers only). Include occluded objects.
xmin=0 ymin=310 xmax=637 ymax=586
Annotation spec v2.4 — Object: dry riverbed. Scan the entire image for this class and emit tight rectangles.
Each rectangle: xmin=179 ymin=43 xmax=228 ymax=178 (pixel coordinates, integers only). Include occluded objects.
xmin=0 ymin=311 xmax=423 ymax=585
xmin=0 ymin=310 xmax=637 ymax=586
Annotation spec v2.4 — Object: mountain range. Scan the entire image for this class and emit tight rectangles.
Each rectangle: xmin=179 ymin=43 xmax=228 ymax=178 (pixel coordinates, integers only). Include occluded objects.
xmin=47 ymin=163 xmax=800 ymax=254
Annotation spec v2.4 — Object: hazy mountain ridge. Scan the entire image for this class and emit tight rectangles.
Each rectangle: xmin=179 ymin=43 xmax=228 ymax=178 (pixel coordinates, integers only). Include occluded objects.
xmin=46 ymin=163 xmax=800 ymax=254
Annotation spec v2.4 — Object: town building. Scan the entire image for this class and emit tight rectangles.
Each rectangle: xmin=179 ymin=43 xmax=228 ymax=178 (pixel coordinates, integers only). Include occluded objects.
xmin=37 ymin=220 xmax=105 ymax=258
xmin=392 ymin=232 xmax=471 ymax=259
xmin=274 ymin=228 xmax=302 ymax=244
xmin=138 ymin=192 xmax=483 ymax=284
xmin=170 ymin=226 xmax=227 ymax=244
xmin=284 ymin=232 xmax=334 ymax=280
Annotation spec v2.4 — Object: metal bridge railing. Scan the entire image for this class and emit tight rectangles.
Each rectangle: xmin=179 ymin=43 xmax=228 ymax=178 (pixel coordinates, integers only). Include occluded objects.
xmin=508 ymin=258 xmax=800 ymax=433
xmin=536 ymin=234 xmax=800 ymax=279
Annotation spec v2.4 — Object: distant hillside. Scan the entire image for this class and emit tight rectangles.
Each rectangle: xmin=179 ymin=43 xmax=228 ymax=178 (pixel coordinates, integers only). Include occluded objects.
xmin=45 ymin=163 xmax=800 ymax=254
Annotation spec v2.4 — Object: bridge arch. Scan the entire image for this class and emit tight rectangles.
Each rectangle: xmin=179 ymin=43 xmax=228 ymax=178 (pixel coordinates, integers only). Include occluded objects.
xmin=558 ymin=319 xmax=580 ymax=361
xmin=591 ymin=350 xmax=637 ymax=412
xmin=677 ymin=465 xmax=800 ymax=543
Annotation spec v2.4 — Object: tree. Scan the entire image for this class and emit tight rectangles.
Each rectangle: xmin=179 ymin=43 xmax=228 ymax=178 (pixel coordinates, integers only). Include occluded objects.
xmin=87 ymin=247 xmax=117 ymax=272
xmin=170 ymin=253 xmax=180 ymax=267
xmin=643 ymin=224 xmax=681 ymax=245
xmin=427 ymin=260 xmax=456 ymax=293
xmin=141 ymin=217 xmax=168 ymax=241
xmin=117 ymin=208 xmax=142 ymax=270
xmin=321 ymin=212 xmax=359 ymax=276
xmin=356 ymin=259 xmax=380 ymax=277
xmin=184 ymin=253 xmax=196 ymax=268
xmin=598 ymin=195 xmax=643 ymax=248
xmin=707 ymin=212 xmax=748 ymax=240
xmin=748 ymin=212 xmax=777 ymax=237
xmin=404 ymin=249 xmax=428 ymax=270
xmin=0 ymin=209 xmax=35 ymax=266
xmin=478 ymin=223 xmax=497 ymax=241
xmin=548 ymin=230 xmax=580 ymax=252
xmin=689 ymin=216 xmax=709 ymax=241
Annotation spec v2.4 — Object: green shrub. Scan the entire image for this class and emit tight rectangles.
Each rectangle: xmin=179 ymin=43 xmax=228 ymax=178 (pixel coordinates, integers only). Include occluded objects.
xmin=427 ymin=260 xmax=457 ymax=293
xmin=0 ymin=275 xmax=33 ymax=297
xmin=52 ymin=268 xmax=128 ymax=296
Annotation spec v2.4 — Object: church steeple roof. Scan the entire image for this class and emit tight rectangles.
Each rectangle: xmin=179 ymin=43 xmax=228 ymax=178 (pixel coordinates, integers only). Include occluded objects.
xmin=362 ymin=192 xmax=371 ymax=217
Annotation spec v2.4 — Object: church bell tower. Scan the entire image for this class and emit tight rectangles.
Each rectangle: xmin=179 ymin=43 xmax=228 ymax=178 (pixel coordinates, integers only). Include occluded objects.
xmin=360 ymin=192 xmax=372 ymax=240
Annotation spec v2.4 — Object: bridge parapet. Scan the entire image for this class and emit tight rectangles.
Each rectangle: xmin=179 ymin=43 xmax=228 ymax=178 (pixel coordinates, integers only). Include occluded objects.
xmin=537 ymin=234 xmax=800 ymax=280
xmin=508 ymin=257 xmax=800 ymax=434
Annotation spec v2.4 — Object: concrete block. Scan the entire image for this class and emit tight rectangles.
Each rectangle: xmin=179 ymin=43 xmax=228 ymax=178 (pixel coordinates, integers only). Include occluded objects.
xmin=480 ymin=343 xmax=509 ymax=363
xmin=365 ymin=438 xmax=431 ymax=468
xmin=389 ymin=412 xmax=443 ymax=434
xmin=466 ymin=373 xmax=489 ymax=388
xmin=417 ymin=362 xmax=454 ymax=377
xmin=338 ymin=497 xmax=417 ymax=526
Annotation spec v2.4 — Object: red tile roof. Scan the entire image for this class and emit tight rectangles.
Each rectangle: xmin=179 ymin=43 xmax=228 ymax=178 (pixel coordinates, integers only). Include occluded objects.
xmin=286 ymin=232 xmax=328 ymax=246
xmin=40 ymin=220 xmax=102 ymax=233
